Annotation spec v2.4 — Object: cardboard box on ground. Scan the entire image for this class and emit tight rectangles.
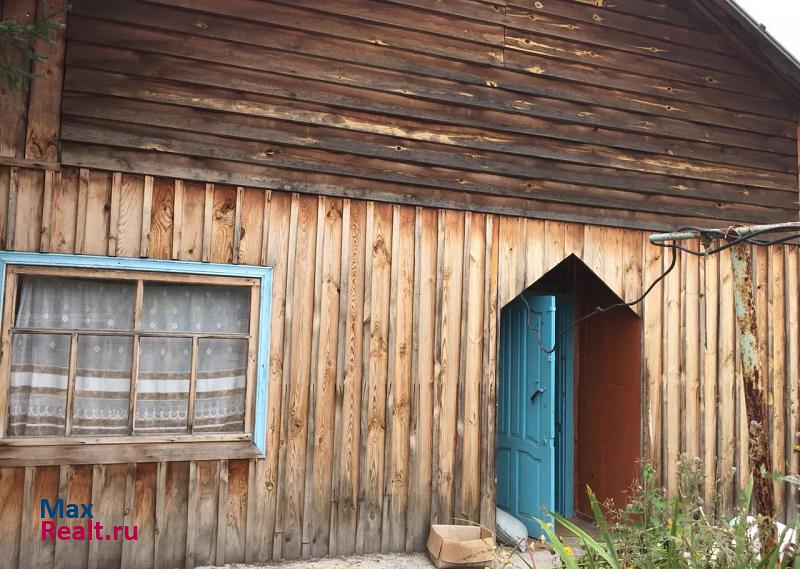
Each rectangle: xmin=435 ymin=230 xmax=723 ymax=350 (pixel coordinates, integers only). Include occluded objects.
xmin=426 ymin=525 xmax=497 ymax=568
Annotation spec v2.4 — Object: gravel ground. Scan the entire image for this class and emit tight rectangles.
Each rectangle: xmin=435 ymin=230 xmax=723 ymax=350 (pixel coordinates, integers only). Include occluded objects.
xmin=198 ymin=553 xmax=435 ymax=569
xmin=196 ymin=545 xmax=571 ymax=568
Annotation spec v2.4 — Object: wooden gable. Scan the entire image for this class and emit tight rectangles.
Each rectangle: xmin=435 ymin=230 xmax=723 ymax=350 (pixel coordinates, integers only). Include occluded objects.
xmin=4 ymin=0 xmax=800 ymax=229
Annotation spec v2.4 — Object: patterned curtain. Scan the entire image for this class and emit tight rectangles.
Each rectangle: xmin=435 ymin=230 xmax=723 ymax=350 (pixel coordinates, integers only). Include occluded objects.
xmin=7 ymin=276 xmax=249 ymax=437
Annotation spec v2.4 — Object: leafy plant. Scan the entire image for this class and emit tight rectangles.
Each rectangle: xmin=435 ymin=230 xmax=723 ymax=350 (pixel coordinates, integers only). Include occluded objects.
xmin=540 ymin=459 xmax=798 ymax=568
xmin=0 ymin=2 xmax=67 ymax=89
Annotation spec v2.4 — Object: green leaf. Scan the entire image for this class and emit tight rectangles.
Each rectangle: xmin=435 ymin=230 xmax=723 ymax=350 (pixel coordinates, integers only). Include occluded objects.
xmin=587 ymin=486 xmax=622 ymax=568
xmin=551 ymin=511 xmax=620 ymax=569
xmin=536 ymin=519 xmax=581 ymax=569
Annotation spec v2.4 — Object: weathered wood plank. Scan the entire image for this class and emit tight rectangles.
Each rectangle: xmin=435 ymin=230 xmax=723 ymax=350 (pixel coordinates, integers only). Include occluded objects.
xmin=700 ymin=250 xmax=719 ymax=505
xmin=39 ymin=170 xmax=54 ymax=252
xmin=542 ymin=220 xmax=563 ymax=278
xmin=215 ymin=461 xmax=228 ymax=566
xmin=148 ymin=178 xmax=174 ymax=260
xmin=245 ymin=458 xmax=268 ymax=563
xmin=405 ymin=207 xmax=437 ymax=551
xmin=0 ymin=0 xmax=36 ymax=158
xmin=305 ymin=197 xmax=343 ymax=556
xmin=55 ymin=466 xmax=92 ymax=569
xmin=192 ymin=461 xmax=221 ymax=567
xmin=717 ymin=248 xmax=736 ymax=514
xmin=0 ymin=468 xmax=25 ymax=569
xmin=768 ymin=247 xmax=786 ymax=519
xmin=300 ymin=197 xmax=326 ymax=560
xmin=13 ymin=169 xmax=43 ymax=252
xmin=642 ymin=242 xmax=664 ymax=480
xmin=0 ymin=167 xmax=10 ymax=251
xmin=225 ymin=460 xmax=248 ymax=563
xmin=479 ymin=214 xmax=499 ymax=532
xmin=121 ymin=463 xmax=156 ymax=569
xmin=107 ymin=172 xmax=121 ymax=255
xmin=280 ymin=195 xmax=318 ymax=559
xmin=23 ymin=0 xmax=66 ymax=162
xmin=171 ymin=179 xmax=185 ymax=259
xmin=83 ymin=170 xmax=110 ymax=255
xmin=49 ymin=168 xmax=78 ymax=254
xmin=784 ymin=248 xmax=799 ymax=521
xmin=176 ymin=181 xmax=205 ymax=261
xmin=381 ymin=205 xmax=414 ymax=552
xmin=497 ymin=217 xmax=522 ymax=307
xmin=459 ymin=212 xmax=485 ymax=524
xmin=261 ymin=191 xmax=291 ymax=562
xmin=140 ymin=176 xmax=154 ymax=258
xmin=88 ymin=464 xmax=127 ymax=569
xmin=622 ymin=231 xmax=643 ymax=312
xmin=330 ymin=199 xmax=367 ymax=556
xmin=684 ymin=246 xmax=701 ymax=460
xmin=20 ymin=467 xmax=58 ymax=569
xmin=434 ymin=210 xmax=464 ymax=525
xmin=356 ymin=202 xmax=392 ymax=554
xmin=210 ymin=184 xmax=236 ymax=263
xmin=238 ymin=188 xmax=265 ymax=265
xmin=664 ymin=249 xmax=681 ymax=495
xmin=156 ymin=462 xmax=189 ymax=569
xmin=272 ymin=194 xmax=300 ymax=561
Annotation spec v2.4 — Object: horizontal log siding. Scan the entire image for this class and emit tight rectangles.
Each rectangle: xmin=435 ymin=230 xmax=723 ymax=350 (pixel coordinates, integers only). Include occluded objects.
xmin=0 ymin=165 xmax=798 ymax=567
xmin=57 ymin=0 xmax=799 ymax=230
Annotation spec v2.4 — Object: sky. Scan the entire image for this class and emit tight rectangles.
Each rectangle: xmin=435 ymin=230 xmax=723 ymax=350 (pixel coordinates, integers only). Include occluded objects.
xmin=734 ymin=0 xmax=800 ymax=60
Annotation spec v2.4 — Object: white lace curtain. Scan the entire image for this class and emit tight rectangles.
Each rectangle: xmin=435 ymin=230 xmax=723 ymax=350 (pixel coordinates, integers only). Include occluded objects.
xmin=8 ymin=276 xmax=250 ymax=437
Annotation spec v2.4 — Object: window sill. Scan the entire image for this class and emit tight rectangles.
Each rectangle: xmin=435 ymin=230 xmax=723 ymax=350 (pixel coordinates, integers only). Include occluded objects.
xmin=0 ymin=438 xmax=261 ymax=466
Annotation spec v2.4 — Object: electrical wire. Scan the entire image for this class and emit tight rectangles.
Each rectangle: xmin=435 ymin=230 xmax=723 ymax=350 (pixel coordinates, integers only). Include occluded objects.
xmin=521 ymin=225 xmax=800 ymax=354
xmin=523 ymin=243 xmax=678 ymax=353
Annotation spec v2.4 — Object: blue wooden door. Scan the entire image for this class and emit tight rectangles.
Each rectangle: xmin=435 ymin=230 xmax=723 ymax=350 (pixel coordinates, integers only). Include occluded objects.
xmin=497 ymin=293 xmax=556 ymax=538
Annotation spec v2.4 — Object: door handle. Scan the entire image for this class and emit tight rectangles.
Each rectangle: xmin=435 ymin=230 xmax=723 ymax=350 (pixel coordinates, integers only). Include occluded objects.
xmin=530 ymin=387 xmax=546 ymax=402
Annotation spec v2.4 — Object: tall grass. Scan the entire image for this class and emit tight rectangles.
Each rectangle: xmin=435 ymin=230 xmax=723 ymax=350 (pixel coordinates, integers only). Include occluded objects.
xmin=541 ymin=460 xmax=799 ymax=568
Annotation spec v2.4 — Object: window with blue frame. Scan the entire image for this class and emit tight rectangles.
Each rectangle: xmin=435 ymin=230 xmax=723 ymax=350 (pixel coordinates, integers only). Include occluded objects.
xmin=0 ymin=253 xmax=271 ymax=464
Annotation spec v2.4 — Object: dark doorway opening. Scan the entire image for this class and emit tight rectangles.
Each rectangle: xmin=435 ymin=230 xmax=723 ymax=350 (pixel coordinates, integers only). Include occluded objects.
xmin=497 ymin=255 xmax=642 ymax=531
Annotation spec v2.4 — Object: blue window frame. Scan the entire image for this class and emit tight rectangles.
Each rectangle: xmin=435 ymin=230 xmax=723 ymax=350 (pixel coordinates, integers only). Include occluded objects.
xmin=0 ymin=252 xmax=272 ymax=457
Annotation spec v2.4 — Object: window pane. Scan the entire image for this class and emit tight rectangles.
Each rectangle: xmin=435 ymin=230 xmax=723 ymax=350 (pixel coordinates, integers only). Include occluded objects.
xmin=72 ymin=335 xmax=133 ymax=436
xmin=194 ymin=339 xmax=247 ymax=433
xmin=134 ymin=337 xmax=191 ymax=434
xmin=7 ymin=333 xmax=70 ymax=436
xmin=141 ymin=283 xmax=250 ymax=334
xmin=15 ymin=276 xmax=135 ymax=331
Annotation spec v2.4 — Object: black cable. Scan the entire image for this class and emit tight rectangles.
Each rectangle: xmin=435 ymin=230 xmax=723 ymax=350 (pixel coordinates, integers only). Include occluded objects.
xmin=523 ymin=244 xmax=679 ymax=353
xmin=521 ymin=225 xmax=800 ymax=354
xmin=652 ymin=227 xmax=800 ymax=257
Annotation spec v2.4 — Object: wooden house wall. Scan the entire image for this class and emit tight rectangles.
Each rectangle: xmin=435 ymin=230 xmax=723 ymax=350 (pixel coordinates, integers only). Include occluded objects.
xmin=55 ymin=0 xmax=799 ymax=231
xmin=0 ymin=0 xmax=66 ymax=166
xmin=0 ymin=165 xmax=798 ymax=568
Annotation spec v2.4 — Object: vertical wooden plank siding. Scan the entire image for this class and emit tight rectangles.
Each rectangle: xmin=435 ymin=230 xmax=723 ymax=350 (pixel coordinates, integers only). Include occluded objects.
xmin=664 ymin=244 xmax=681 ymax=495
xmin=331 ymin=200 xmax=367 ymax=556
xmin=0 ymin=165 xmax=798 ymax=568
xmin=0 ymin=467 xmax=25 ymax=569
xmin=702 ymin=253 xmax=720 ymax=505
xmin=718 ymin=248 xmax=737 ymax=511
xmin=280 ymin=194 xmax=318 ymax=559
xmin=305 ymin=197 xmax=343 ymax=556
xmin=357 ymin=203 xmax=392 ymax=554
xmin=642 ymin=242 xmax=665 ymax=484
xmin=405 ymin=207 xmax=437 ymax=552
